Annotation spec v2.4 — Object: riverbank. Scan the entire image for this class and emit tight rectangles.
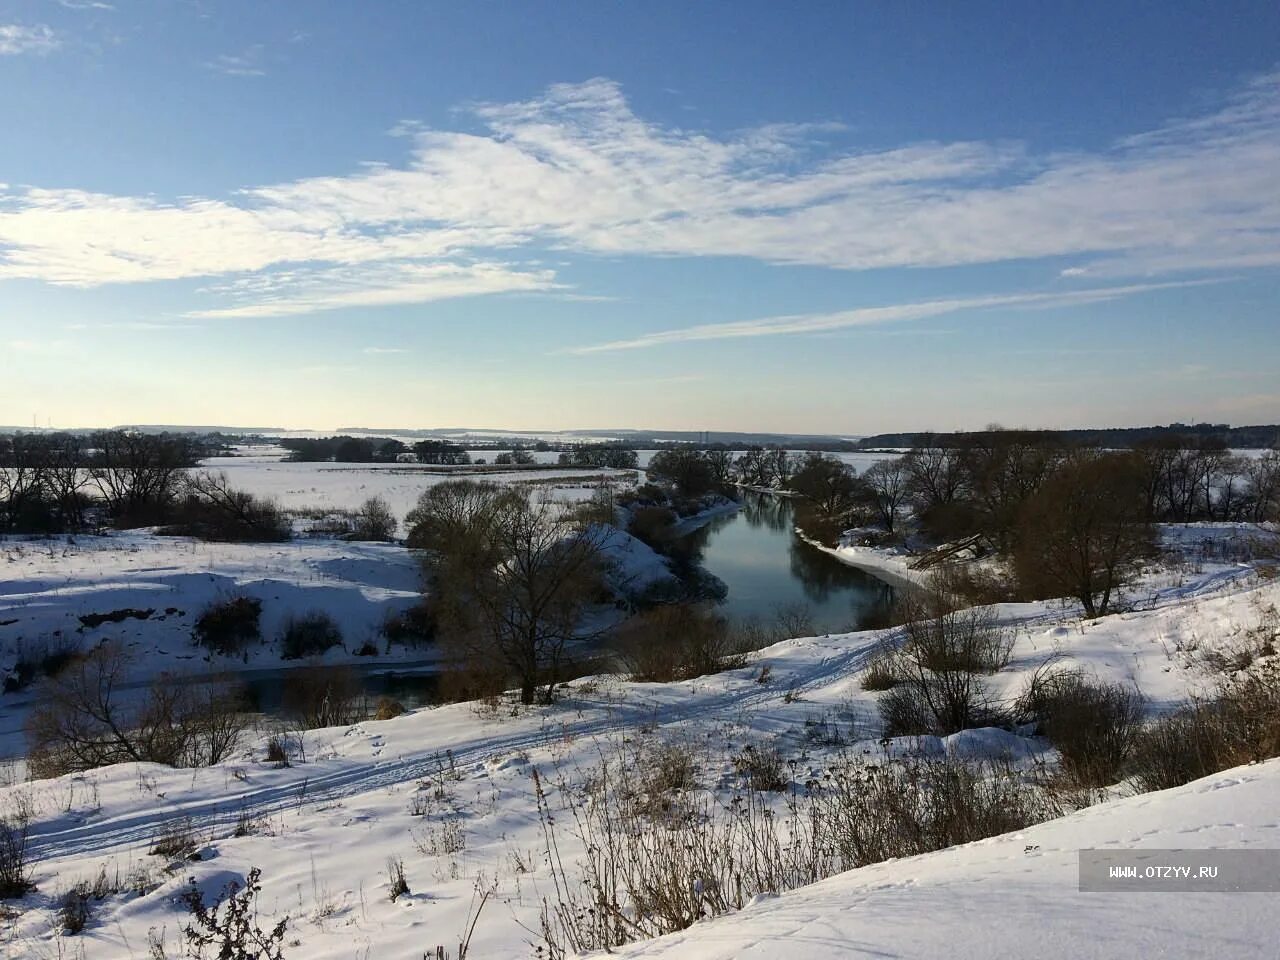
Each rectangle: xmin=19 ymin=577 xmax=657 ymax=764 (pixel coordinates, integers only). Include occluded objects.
xmin=795 ymin=530 xmax=926 ymax=590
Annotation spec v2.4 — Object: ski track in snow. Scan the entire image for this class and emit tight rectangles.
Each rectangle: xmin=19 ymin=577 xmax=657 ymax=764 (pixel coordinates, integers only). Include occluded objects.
xmin=25 ymin=632 xmax=883 ymax=863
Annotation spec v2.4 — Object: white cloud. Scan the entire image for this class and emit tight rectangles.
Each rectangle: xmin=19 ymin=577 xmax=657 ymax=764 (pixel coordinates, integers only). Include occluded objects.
xmin=0 ymin=24 xmax=58 ymax=55
xmin=362 ymin=346 xmax=407 ymax=355
xmin=56 ymin=1 xmax=115 ymax=11
xmin=186 ymin=261 xmax=559 ymax=318
xmin=206 ymin=48 xmax=266 ymax=77
xmin=0 ymin=73 xmax=1277 ymax=317
xmin=562 ymin=280 xmax=1220 ymax=354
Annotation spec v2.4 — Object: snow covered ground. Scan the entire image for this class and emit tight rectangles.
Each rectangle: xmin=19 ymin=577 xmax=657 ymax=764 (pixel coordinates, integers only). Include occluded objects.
xmin=202 ymin=448 xmax=636 ymax=521
xmin=614 ymin=758 xmax=1280 ymax=960
xmin=0 ymin=516 xmax=1274 ymax=958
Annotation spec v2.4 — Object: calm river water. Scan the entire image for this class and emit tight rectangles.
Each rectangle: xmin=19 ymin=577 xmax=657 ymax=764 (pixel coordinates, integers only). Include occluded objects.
xmin=674 ymin=491 xmax=896 ymax=634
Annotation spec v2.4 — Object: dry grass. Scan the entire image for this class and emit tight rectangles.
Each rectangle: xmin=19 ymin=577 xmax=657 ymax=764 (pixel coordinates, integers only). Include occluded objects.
xmin=533 ymin=745 xmax=1055 ymax=957
xmin=1127 ymin=661 xmax=1280 ymax=792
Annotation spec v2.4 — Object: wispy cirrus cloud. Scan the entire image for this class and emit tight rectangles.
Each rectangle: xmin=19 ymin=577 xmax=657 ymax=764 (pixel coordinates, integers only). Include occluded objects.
xmin=0 ymin=73 xmax=1277 ymax=317
xmin=186 ymin=261 xmax=559 ymax=318
xmin=206 ymin=47 xmax=266 ymax=77
xmin=561 ymin=280 xmax=1222 ymax=354
xmin=0 ymin=24 xmax=59 ymax=55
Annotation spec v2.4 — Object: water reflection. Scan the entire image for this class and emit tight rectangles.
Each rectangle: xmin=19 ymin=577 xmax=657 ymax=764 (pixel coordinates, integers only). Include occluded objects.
xmin=739 ymin=492 xmax=791 ymax=531
xmin=672 ymin=492 xmax=896 ymax=634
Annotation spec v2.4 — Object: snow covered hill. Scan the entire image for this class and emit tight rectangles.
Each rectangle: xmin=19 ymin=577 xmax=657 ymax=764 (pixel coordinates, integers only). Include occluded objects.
xmin=0 ymin=519 xmax=1274 ymax=958
xmin=616 ymin=758 xmax=1280 ymax=960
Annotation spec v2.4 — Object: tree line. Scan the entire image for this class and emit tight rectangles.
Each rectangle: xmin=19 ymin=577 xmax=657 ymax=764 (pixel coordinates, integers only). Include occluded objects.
xmin=781 ymin=432 xmax=1280 ymax=617
xmin=857 ymin=422 xmax=1280 ymax=451
xmin=0 ymin=431 xmax=210 ymax=533
xmin=278 ymin=435 xmax=471 ymax=464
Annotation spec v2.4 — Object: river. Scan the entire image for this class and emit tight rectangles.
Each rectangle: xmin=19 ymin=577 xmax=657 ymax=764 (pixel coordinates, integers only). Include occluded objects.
xmin=671 ymin=491 xmax=897 ymax=635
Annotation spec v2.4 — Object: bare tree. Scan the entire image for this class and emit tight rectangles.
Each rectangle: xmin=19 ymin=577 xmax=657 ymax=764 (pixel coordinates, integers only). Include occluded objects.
xmin=1014 ymin=451 xmax=1156 ymax=617
xmin=733 ymin=447 xmax=772 ymax=488
xmin=863 ymin=457 xmax=911 ymax=533
xmin=409 ymin=481 xmax=612 ymax=704
xmin=1244 ymin=450 xmax=1280 ymax=522
xmin=40 ymin=434 xmax=92 ymax=531
xmin=788 ymin=453 xmax=860 ymax=518
xmin=88 ymin=431 xmax=194 ymax=527
xmin=0 ymin=434 xmax=44 ymax=532
xmin=904 ymin=440 xmax=967 ymax=510
xmin=179 ymin=471 xmax=290 ymax=541
xmin=27 ymin=642 xmax=248 ymax=776
xmin=960 ymin=431 xmax=1063 ymax=550
xmin=647 ymin=449 xmax=718 ymax=497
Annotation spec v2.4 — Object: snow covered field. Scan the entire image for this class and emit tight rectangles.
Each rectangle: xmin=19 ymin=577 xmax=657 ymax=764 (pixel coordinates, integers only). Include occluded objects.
xmin=0 ymin=513 xmax=1275 ymax=958
xmin=201 ymin=448 xmax=636 ymax=521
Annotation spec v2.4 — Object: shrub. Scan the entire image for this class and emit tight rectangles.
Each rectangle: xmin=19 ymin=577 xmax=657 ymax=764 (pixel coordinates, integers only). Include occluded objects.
xmin=264 ymin=735 xmax=291 ymax=767
xmin=194 ymin=595 xmax=263 ymax=657
xmin=279 ymin=611 xmax=343 ymax=660
xmin=380 ymin=602 xmax=437 ymax=647
xmin=927 ymin=561 xmax=1020 ymax=606
xmin=533 ymin=747 xmax=1056 ymax=957
xmin=150 ymin=818 xmax=197 ymax=860
xmin=1017 ymin=670 xmax=1143 ymax=787
xmin=819 ymin=758 xmax=1057 ymax=868
xmin=26 ymin=644 xmax=249 ymax=776
xmin=374 ymin=697 xmax=406 ymax=720
xmin=3 ymin=640 xmax=85 ymax=693
xmin=877 ymin=683 xmax=937 ymax=736
xmin=771 ymin=604 xmax=815 ymax=640
xmin=859 ymin=645 xmax=900 ymax=691
xmin=180 ymin=867 xmax=288 ymax=960
xmin=628 ymin=506 xmax=678 ymax=545
xmin=901 ymin=598 xmax=1013 ymax=675
xmin=387 ymin=857 xmax=409 ymax=902
xmin=350 ymin=497 xmax=397 ymax=541
xmin=731 ymin=744 xmax=787 ymax=792
xmin=642 ymin=742 xmax=698 ymax=794
xmin=280 ymin=664 xmax=366 ymax=728
xmin=167 ymin=473 xmax=291 ymax=543
xmin=614 ymin=604 xmax=746 ymax=682
xmin=0 ymin=816 xmax=33 ymax=899
xmin=435 ymin=652 xmax=509 ymax=705
xmin=874 ymin=592 xmax=1013 ymax=736
xmin=60 ymin=883 xmax=93 ymax=934
xmin=1127 ymin=663 xmax=1280 ymax=792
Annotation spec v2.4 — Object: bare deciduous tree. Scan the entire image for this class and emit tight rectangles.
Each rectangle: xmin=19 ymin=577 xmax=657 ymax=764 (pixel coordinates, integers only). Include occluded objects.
xmin=1014 ymin=451 xmax=1156 ymax=617
xmin=27 ymin=642 xmax=248 ymax=777
xmin=409 ymin=481 xmax=612 ymax=704
xmin=863 ymin=457 xmax=911 ymax=534
xmin=88 ymin=431 xmax=194 ymax=527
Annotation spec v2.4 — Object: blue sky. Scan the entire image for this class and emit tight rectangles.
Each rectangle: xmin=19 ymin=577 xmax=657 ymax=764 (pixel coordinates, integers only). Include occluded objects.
xmin=2 ymin=1 xmax=1278 ymax=433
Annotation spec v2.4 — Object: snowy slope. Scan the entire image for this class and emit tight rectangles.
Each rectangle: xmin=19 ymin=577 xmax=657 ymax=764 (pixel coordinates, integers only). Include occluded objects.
xmin=617 ymin=759 xmax=1280 ymax=960
xmin=0 ymin=523 xmax=1273 ymax=958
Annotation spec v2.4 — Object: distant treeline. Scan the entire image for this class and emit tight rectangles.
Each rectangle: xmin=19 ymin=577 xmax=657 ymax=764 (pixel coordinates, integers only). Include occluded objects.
xmin=279 ymin=436 xmax=471 ymax=463
xmin=857 ymin=423 xmax=1280 ymax=450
